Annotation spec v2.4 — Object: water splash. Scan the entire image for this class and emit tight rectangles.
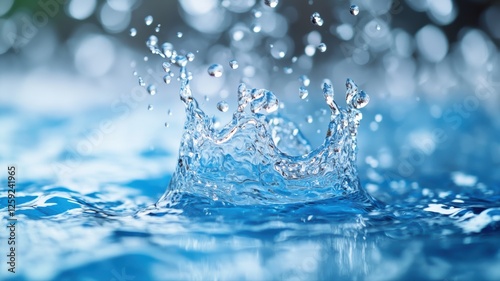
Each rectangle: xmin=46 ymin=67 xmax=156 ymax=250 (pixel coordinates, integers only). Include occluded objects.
xmin=152 ymin=51 xmax=374 ymax=207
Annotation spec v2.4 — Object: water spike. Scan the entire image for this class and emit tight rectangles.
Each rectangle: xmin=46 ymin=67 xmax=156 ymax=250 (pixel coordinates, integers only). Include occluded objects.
xmin=237 ymin=83 xmax=250 ymax=112
xmin=345 ymin=78 xmax=358 ymax=104
xmin=322 ymin=82 xmax=339 ymax=116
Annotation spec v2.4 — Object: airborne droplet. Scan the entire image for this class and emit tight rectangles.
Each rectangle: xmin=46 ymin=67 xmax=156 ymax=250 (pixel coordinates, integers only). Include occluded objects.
xmin=299 ymin=86 xmax=309 ymax=99
xmin=310 ymin=12 xmax=324 ymax=27
xmin=144 ymin=15 xmax=153 ymax=26
xmin=350 ymin=5 xmax=360 ymax=16
xmin=264 ymin=0 xmax=279 ymax=8
xmin=208 ymin=64 xmax=224 ymax=77
xmin=317 ymin=43 xmax=327 ymax=52
xmin=229 ymin=60 xmax=239 ymax=69
xmin=129 ymin=28 xmax=137 ymax=37
xmin=217 ymin=101 xmax=229 ymax=112
xmin=299 ymin=75 xmax=310 ymax=87
xmin=147 ymin=84 xmax=157 ymax=95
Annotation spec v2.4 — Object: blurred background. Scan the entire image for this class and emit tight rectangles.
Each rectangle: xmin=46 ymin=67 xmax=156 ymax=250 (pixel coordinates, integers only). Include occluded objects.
xmin=1 ymin=0 xmax=499 ymax=197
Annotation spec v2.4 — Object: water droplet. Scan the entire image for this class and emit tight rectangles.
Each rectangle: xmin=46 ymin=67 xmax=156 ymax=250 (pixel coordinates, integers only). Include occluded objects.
xmin=229 ymin=60 xmax=239 ymax=69
xmin=177 ymin=32 xmax=183 ymax=38
xmin=350 ymin=5 xmax=359 ymax=16
xmin=253 ymin=9 xmax=262 ymax=18
xmin=132 ymin=71 xmax=137 ymax=76
xmin=163 ymin=75 xmax=171 ymax=84
xmin=148 ymin=104 xmax=154 ymax=111
xmin=284 ymin=67 xmax=293 ymax=74
xmin=306 ymin=115 xmax=313 ymax=123
xmin=299 ymin=86 xmax=309 ymax=99
xmin=175 ymin=55 xmax=188 ymax=67
xmin=352 ymin=90 xmax=370 ymax=109
xmin=162 ymin=62 xmax=171 ymax=72
xmin=129 ymin=28 xmax=137 ymax=37
xmin=155 ymin=24 xmax=161 ymax=33
xmin=186 ymin=52 xmax=195 ymax=62
xmin=317 ymin=43 xmax=327 ymax=52
xmin=164 ymin=122 xmax=170 ymax=128
xmin=264 ymin=0 xmax=279 ymax=8
xmin=310 ymin=12 xmax=324 ymax=27
xmin=146 ymin=35 xmax=158 ymax=48
xmin=291 ymin=56 xmax=298 ymax=63
xmin=208 ymin=64 xmax=223 ymax=77
xmin=145 ymin=15 xmax=153 ymax=26
xmin=375 ymin=114 xmax=383 ymax=122
xmin=299 ymin=75 xmax=310 ymax=87
xmin=147 ymin=84 xmax=157 ymax=95
xmin=138 ymin=76 xmax=145 ymax=87
xmin=217 ymin=101 xmax=229 ymax=112
xmin=161 ymin=42 xmax=174 ymax=58
xmin=376 ymin=24 xmax=381 ymax=31
xmin=251 ymin=23 xmax=262 ymax=33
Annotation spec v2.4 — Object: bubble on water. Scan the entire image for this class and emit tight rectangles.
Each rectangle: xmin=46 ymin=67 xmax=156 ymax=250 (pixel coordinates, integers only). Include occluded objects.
xmin=317 ymin=43 xmax=327 ymax=52
xmin=264 ymin=0 xmax=279 ymax=8
xmin=217 ymin=101 xmax=229 ymax=112
xmin=208 ymin=64 xmax=224 ymax=77
xmin=146 ymin=35 xmax=158 ymax=48
xmin=306 ymin=115 xmax=313 ymax=123
xmin=177 ymin=32 xmax=183 ymax=38
xmin=145 ymin=15 xmax=153 ymax=26
xmin=350 ymin=4 xmax=360 ymax=16
xmin=299 ymin=75 xmax=310 ymax=87
xmin=299 ymin=87 xmax=309 ymax=99
xmin=229 ymin=60 xmax=239 ymax=69
xmin=186 ymin=52 xmax=195 ymax=62
xmin=129 ymin=27 xmax=137 ymax=37
xmin=147 ymin=84 xmax=157 ymax=95
xmin=148 ymin=104 xmax=154 ymax=111
xmin=155 ymin=24 xmax=161 ymax=33
xmin=138 ymin=76 xmax=145 ymax=87
xmin=310 ymin=12 xmax=324 ymax=27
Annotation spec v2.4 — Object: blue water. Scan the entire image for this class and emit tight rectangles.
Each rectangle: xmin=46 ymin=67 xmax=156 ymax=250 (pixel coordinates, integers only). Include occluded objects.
xmin=2 ymin=1 xmax=500 ymax=280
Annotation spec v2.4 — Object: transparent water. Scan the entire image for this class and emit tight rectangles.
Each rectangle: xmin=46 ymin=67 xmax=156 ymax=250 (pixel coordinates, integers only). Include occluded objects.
xmin=1 ymin=1 xmax=500 ymax=280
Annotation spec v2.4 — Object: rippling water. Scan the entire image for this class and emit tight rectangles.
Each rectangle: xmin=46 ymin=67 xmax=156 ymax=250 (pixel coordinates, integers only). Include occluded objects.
xmin=1 ymin=0 xmax=500 ymax=280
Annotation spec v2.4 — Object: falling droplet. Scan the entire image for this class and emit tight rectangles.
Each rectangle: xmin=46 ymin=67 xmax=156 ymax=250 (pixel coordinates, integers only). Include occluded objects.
xmin=306 ymin=115 xmax=313 ymax=123
xmin=208 ymin=64 xmax=224 ymax=77
xmin=129 ymin=28 xmax=137 ymax=37
xmin=163 ymin=75 xmax=171 ymax=84
xmin=148 ymin=104 xmax=154 ymax=111
xmin=146 ymin=35 xmax=158 ymax=48
xmin=155 ymin=24 xmax=161 ymax=32
xmin=284 ymin=67 xmax=293 ymax=74
xmin=252 ymin=23 xmax=262 ymax=33
xmin=317 ymin=43 xmax=327 ymax=52
xmin=138 ymin=76 xmax=145 ymax=87
xmin=164 ymin=122 xmax=170 ymax=128
xmin=177 ymin=32 xmax=183 ymax=38
xmin=264 ymin=0 xmax=279 ymax=8
xmin=350 ymin=4 xmax=359 ymax=16
xmin=186 ymin=52 xmax=195 ymax=62
xmin=147 ymin=84 xmax=157 ymax=95
xmin=253 ymin=9 xmax=262 ymax=18
xmin=310 ymin=12 xmax=324 ymax=27
xmin=161 ymin=42 xmax=174 ymax=58
xmin=229 ymin=60 xmax=239 ymax=69
xmin=132 ymin=71 xmax=137 ymax=76
xmin=299 ymin=86 xmax=309 ymax=99
xmin=299 ymin=75 xmax=310 ymax=87
xmin=217 ymin=101 xmax=229 ymax=112
xmin=145 ymin=15 xmax=153 ymax=26
xmin=376 ymin=24 xmax=381 ymax=31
